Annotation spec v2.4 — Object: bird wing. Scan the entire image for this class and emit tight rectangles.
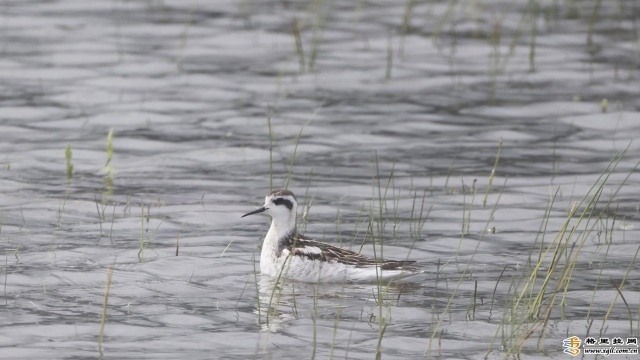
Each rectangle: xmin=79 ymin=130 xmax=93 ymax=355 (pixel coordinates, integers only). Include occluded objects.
xmin=288 ymin=234 xmax=416 ymax=270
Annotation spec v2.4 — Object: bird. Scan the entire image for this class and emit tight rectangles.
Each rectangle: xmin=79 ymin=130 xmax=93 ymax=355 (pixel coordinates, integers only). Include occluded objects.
xmin=242 ymin=189 xmax=418 ymax=282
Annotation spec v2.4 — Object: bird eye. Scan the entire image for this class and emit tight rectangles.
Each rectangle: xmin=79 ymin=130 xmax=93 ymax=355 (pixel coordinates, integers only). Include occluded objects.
xmin=273 ymin=198 xmax=284 ymax=205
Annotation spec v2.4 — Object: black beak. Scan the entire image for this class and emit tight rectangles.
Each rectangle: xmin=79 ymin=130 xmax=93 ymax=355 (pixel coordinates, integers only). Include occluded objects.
xmin=241 ymin=206 xmax=267 ymax=218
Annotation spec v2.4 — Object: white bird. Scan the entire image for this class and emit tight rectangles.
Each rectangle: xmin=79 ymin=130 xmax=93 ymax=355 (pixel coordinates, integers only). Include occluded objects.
xmin=242 ymin=189 xmax=418 ymax=282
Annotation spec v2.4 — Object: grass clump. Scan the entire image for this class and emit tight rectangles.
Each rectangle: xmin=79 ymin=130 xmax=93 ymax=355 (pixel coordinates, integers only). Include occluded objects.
xmin=486 ymin=146 xmax=637 ymax=356
xmin=102 ymin=128 xmax=115 ymax=202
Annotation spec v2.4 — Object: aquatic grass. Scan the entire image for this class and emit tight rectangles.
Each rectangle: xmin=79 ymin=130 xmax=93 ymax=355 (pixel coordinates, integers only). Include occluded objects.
xmin=284 ymin=123 xmax=306 ymax=190
xmin=433 ymin=0 xmax=563 ymax=96
xmin=19 ymin=206 xmax=25 ymax=230
xmin=311 ymin=284 xmax=318 ymax=359
xmin=175 ymin=0 xmax=197 ymax=71
xmin=261 ymin=256 xmax=306 ymax=348
xmin=264 ymin=147 xmax=408 ymax=356
xmin=329 ymin=279 xmax=349 ymax=360
xmin=408 ymin=188 xmax=429 ymax=241
xmin=493 ymin=277 xmax=518 ymax=352
xmin=303 ymin=165 xmax=314 ymax=197
xmin=252 ymin=252 xmax=261 ymax=328
xmin=274 ymin=55 xmax=296 ymax=107
xmin=381 ymin=171 xmax=401 ymax=243
xmin=586 ymin=0 xmax=602 ymax=50
xmin=350 ymin=208 xmax=369 ymax=252
xmin=499 ymin=7 xmax=528 ymax=74
xmin=377 ymin=156 xmax=397 ymax=236
xmin=335 ymin=198 xmax=343 ymax=245
xmin=487 ymin=16 xmax=502 ymax=100
xmin=609 ymin=279 xmax=634 ymax=335
xmin=290 ymin=276 xmax=298 ymax=320
xmin=464 ymin=280 xmax=478 ymax=321
xmin=432 ymin=0 xmax=459 ymax=40
xmin=104 ymin=128 xmax=114 ymax=171
xmin=65 ymin=144 xmax=73 ymax=180
xmin=138 ymin=199 xmax=145 ymax=261
xmin=111 ymin=0 xmax=124 ymax=62
xmin=431 ymin=260 xmax=442 ymax=323
xmin=175 ymin=233 xmax=179 ymax=256
xmin=137 ymin=206 xmax=165 ymax=263
xmin=48 ymin=191 xmax=69 ymax=253
xmin=443 ymin=150 xmax=458 ymax=189
xmin=102 ymin=128 xmax=115 ymax=202
xmin=263 ymin=249 xmax=294 ymax=331
xmin=399 ymin=0 xmax=417 ymax=61
xmin=556 ymin=155 xmax=637 ymax=328
xmin=600 ymin=228 xmax=640 ymax=337
xmin=95 ymin=195 xmax=103 ymax=242
xmin=122 ymin=195 xmax=131 ymax=217
xmin=490 ymin=147 xmax=635 ymax=356
xmin=299 ymin=189 xmax=317 ymax=235
xmin=258 ymin=122 xmax=310 ymax=337
xmin=426 ymin=177 xmax=508 ymax=356
xmin=292 ymin=16 xmax=306 ymax=73
xmin=233 ymin=273 xmax=252 ymax=321
xmin=98 ymin=265 xmax=113 ymax=358
xmin=108 ymin=203 xmax=116 ymax=245
xmin=369 ymin=152 xmax=403 ymax=359
xmin=247 ymin=99 xmax=636 ymax=358
xmin=308 ymin=0 xmax=329 ymax=72
xmin=385 ymin=28 xmax=392 ymax=80
xmin=482 ymin=135 xmax=502 ymax=208
xmin=268 ymin=111 xmax=274 ymax=191
xmin=586 ymin=210 xmax=613 ymax=319
xmin=284 ymin=110 xmax=324 ymax=189
xmin=441 ymin=179 xmax=479 ymax=271
xmin=447 ymin=178 xmax=478 ymax=266
xmin=3 ymin=255 xmax=7 ymax=305
xmin=529 ymin=0 xmax=539 ymax=72
xmin=219 ymin=238 xmax=234 ymax=257
xmin=488 ymin=265 xmax=509 ymax=321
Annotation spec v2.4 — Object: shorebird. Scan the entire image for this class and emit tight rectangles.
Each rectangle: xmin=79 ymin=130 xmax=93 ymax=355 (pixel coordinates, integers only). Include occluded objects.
xmin=242 ymin=189 xmax=418 ymax=282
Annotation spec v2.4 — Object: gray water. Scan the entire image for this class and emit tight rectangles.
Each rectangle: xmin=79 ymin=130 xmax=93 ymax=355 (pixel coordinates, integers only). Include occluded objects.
xmin=1 ymin=1 xmax=639 ymax=359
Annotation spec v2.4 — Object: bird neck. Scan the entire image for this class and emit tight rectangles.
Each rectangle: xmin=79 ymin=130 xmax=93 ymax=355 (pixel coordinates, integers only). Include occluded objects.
xmin=271 ymin=210 xmax=297 ymax=246
xmin=261 ymin=212 xmax=297 ymax=272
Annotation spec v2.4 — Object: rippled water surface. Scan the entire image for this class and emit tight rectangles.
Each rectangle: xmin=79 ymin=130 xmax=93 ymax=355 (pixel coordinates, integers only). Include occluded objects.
xmin=1 ymin=1 xmax=640 ymax=359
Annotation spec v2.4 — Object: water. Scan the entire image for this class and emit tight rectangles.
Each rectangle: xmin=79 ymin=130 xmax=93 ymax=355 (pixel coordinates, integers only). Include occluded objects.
xmin=1 ymin=1 xmax=639 ymax=359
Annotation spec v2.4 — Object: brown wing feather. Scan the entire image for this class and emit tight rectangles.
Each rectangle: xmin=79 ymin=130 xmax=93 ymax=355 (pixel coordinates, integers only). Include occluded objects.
xmin=288 ymin=234 xmax=416 ymax=270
